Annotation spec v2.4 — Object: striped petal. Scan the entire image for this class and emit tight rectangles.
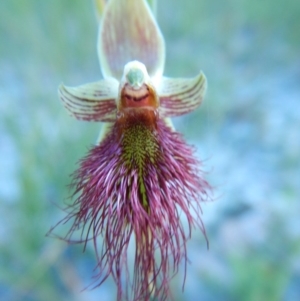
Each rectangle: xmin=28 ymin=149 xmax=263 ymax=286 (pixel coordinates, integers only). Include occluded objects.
xmin=98 ymin=0 xmax=165 ymax=80
xmin=158 ymin=71 xmax=207 ymax=118
xmin=58 ymin=80 xmax=118 ymax=122
xmin=94 ymin=0 xmax=157 ymax=20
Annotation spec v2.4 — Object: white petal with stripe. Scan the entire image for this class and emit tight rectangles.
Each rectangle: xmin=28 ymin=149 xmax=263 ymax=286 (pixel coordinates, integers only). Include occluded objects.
xmin=98 ymin=0 xmax=165 ymax=80
xmin=58 ymin=79 xmax=118 ymax=122
xmin=158 ymin=71 xmax=207 ymax=118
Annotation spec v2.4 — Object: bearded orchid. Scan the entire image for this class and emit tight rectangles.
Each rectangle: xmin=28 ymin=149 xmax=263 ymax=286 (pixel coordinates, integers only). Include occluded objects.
xmin=55 ymin=0 xmax=211 ymax=300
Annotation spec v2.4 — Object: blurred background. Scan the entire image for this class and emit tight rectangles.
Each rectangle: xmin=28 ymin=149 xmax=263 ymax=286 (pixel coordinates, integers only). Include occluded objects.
xmin=1 ymin=0 xmax=299 ymax=300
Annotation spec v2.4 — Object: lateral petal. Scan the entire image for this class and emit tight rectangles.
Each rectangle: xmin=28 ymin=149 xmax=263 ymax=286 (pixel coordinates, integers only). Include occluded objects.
xmin=158 ymin=71 xmax=207 ymax=117
xmin=98 ymin=0 xmax=165 ymax=80
xmin=58 ymin=80 xmax=118 ymax=122
xmin=97 ymin=122 xmax=114 ymax=144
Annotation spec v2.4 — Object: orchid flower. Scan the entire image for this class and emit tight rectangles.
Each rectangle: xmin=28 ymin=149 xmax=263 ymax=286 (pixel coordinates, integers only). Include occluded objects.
xmin=56 ymin=0 xmax=211 ymax=300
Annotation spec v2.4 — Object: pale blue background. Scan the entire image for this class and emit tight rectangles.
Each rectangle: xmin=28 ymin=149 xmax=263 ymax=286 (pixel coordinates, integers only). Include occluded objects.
xmin=1 ymin=0 xmax=299 ymax=300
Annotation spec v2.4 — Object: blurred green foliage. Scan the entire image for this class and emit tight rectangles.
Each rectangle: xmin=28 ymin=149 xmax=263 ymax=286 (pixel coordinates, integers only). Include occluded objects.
xmin=1 ymin=0 xmax=299 ymax=300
